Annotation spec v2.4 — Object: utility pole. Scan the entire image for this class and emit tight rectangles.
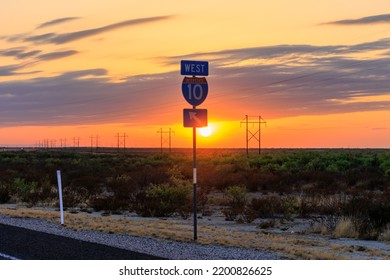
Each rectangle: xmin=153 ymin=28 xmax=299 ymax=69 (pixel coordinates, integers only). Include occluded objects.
xmin=50 ymin=140 xmax=56 ymax=149
xmin=90 ymin=135 xmax=94 ymax=152
xmin=115 ymin=133 xmax=120 ymax=153
xmin=60 ymin=138 xmax=66 ymax=149
xmin=157 ymin=128 xmax=174 ymax=153
xmin=115 ymin=133 xmax=128 ymax=153
xmin=73 ymin=137 xmax=80 ymax=151
xmin=95 ymin=135 xmax=100 ymax=152
xmin=123 ymin=133 xmax=128 ymax=153
xmin=240 ymin=115 xmax=267 ymax=155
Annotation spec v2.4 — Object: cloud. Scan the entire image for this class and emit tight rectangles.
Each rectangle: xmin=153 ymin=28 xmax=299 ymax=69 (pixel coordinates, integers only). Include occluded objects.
xmin=0 ymin=63 xmax=41 ymax=76
xmin=0 ymin=48 xmax=42 ymax=59
xmin=25 ymin=33 xmax=56 ymax=43
xmin=167 ymin=38 xmax=390 ymax=118
xmin=324 ymin=14 xmax=390 ymax=25
xmin=0 ymin=64 xmax=27 ymax=76
xmin=0 ymin=68 xmax=179 ymax=126
xmin=36 ymin=50 xmax=78 ymax=61
xmin=58 ymin=68 xmax=108 ymax=79
xmin=167 ymin=38 xmax=390 ymax=66
xmin=24 ymin=15 xmax=174 ymax=45
xmin=1 ymin=37 xmax=390 ymax=127
xmin=0 ymin=63 xmax=41 ymax=77
xmin=36 ymin=17 xmax=81 ymax=29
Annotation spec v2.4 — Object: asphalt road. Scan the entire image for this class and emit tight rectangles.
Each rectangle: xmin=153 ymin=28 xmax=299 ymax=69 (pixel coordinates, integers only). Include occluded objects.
xmin=0 ymin=223 xmax=165 ymax=260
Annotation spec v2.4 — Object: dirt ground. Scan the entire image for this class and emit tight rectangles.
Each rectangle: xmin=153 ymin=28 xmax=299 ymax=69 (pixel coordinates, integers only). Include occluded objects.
xmin=1 ymin=204 xmax=389 ymax=259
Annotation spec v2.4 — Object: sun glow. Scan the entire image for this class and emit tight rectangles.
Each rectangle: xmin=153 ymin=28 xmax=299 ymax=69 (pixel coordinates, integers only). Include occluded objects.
xmin=199 ymin=126 xmax=212 ymax=137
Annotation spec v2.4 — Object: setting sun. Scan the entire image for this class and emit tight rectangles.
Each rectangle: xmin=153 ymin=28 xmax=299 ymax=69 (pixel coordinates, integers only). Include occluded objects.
xmin=199 ymin=127 xmax=212 ymax=137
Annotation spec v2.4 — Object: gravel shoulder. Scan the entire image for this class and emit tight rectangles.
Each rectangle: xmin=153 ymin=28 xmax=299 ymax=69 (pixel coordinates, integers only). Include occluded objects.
xmin=0 ymin=215 xmax=278 ymax=260
xmin=1 ymin=205 xmax=390 ymax=260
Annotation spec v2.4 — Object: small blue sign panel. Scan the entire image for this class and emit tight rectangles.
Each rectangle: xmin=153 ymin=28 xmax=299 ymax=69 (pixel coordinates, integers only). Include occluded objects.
xmin=181 ymin=60 xmax=209 ymax=76
xmin=182 ymin=77 xmax=208 ymax=106
xmin=183 ymin=109 xmax=208 ymax=127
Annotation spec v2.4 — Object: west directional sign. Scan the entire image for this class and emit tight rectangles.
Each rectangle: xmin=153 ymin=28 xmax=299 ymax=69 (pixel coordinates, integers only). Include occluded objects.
xmin=183 ymin=108 xmax=208 ymax=127
xmin=180 ymin=60 xmax=210 ymax=241
xmin=181 ymin=60 xmax=209 ymax=76
xmin=182 ymin=77 xmax=208 ymax=106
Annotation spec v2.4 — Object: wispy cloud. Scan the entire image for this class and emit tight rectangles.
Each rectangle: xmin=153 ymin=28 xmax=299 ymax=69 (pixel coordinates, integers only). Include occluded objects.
xmin=167 ymin=38 xmax=390 ymax=64
xmin=36 ymin=17 xmax=81 ymax=29
xmin=324 ymin=14 xmax=390 ymax=25
xmin=23 ymin=15 xmax=174 ymax=45
xmin=25 ymin=33 xmax=56 ymax=43
xmin=0 ymin=48 xmax=41 ymax=59
xmin=0 ymin=64 xmax=23 ymax=76
xmin=0 ymin=63 xmax=40 ymax=76
xmin=36 ymin=50 xmax=78 ymax=61
xmin=1 ymin=47 xmax=78 ymax=63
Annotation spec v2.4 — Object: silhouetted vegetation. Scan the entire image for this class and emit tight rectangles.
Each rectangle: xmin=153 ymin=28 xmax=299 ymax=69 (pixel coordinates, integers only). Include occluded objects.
xmin=0 ymin=149 xmax=389 ymax=240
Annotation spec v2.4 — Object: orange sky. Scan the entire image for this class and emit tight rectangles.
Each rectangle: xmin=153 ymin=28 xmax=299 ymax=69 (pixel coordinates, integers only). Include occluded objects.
xmin=0 ymin=1 xmax=389 ymax=148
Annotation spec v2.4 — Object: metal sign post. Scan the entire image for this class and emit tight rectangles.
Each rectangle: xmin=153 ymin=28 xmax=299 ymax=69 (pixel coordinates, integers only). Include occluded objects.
xmin=181 ymin=60 xmax=209 ymax=241
xmin=192 ymin=118 xmax=197 ymax=240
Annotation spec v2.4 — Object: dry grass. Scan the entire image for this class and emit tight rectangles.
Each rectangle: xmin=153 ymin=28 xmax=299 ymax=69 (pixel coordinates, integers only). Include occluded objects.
xmin=1 ymin=205 xmax=389 ymax=260
xmin=379 ymin=225 xmax=390 ymax=242
xmin=334 ymin=217 xmax=359 ymax=239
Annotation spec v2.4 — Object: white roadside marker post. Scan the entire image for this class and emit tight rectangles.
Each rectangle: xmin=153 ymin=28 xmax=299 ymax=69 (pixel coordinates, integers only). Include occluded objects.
xmin=56 ymin=170 xmax=64 ymax=225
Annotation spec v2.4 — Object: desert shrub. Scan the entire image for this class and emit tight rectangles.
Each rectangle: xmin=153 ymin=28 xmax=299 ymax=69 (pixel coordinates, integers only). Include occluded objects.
xmin=203 ymin=164 xmax=248 ymax=191
xmin=88 ymin=189 xmax=117 ymax=212
xmin=37 ymin=176 xmax=57 ymax=202
xmin=379 ymin=225 xmax=390 ymax=241
xmin=294 ymin=195 xmax=317 ymax=217
xmin=0 ymin=182 xmax=11 ymax=203
xmin=222 ymin=185 xmax=247 ymax=221
xmin=310 ymin=194 xmax=345 ymax=216
xmin=12 ymin=176 xmax=56 ymax=206
xmin=134 ymin=165 xmax=192 ymax=218
xmin=282 ymin=197 xmax=298 ymax=220
xmin=13 ymin=178 xmax=40 ymax=206
xmin=62 ymin=186 xmax=89 ymax=208
xmin=134 ymin=183 xmax=191 ymax=218
xmin=333 ymin=217 xmax=359 ymax=238
xmin=107 ymin=175 xmax=139 ymax=209
xmin=198 ymin=186 xmax=212 ymax=216
xmin=258 ymin=219 xmax=277 ymax=229
xmin=341 ymin=195 xmax=390 ymax=239
xmin=311 ymin=215 xmax=339 ymax=233
xmin=87 ymin=175 xmax=140 ymax=212
xmin=245 ymin=195 xmax=313 ymax=221
xmin=247 ymin=195 xmax=284 ymax=219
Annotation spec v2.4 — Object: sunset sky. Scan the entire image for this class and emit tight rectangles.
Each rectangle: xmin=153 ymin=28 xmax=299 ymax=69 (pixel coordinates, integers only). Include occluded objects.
xmin=1 ymin=0 xmax=389 ymax=148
